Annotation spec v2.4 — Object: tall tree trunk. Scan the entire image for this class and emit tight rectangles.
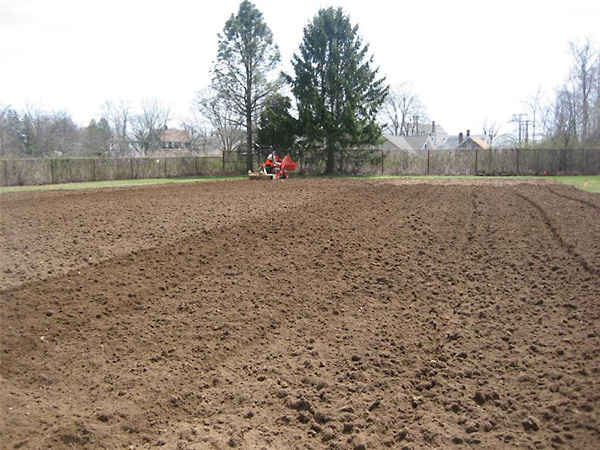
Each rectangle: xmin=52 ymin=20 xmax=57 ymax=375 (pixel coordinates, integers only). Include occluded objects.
xmin=326 ymin=142 xmax=335 ymax=174
xmin=246 ymin=81 xmax=253 ymax=172
xmin=246 ymin=114 xmax=253 ymax=172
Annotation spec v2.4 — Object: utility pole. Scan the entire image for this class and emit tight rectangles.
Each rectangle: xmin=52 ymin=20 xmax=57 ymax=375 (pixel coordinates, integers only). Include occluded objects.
xmin=413 ymin=115 xmax=419 ymax=136
xmin=512 ymin=113 xmax=528 ymax=146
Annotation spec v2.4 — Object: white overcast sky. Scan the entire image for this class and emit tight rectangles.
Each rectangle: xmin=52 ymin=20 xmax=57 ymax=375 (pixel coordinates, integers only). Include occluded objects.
xmin=1 ymin=0 xmax=599 ymax=135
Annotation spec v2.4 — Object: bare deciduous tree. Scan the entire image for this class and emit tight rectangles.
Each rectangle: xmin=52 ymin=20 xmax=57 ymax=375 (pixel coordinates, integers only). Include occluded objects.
xmin=193 ymin=88 xmax=245 ymax=157
xmin=22 ymin=103 xmax=49 ymax=156
xmin=482 ymin=118 xmax=501 ymax=148
xmin=212 ymin=0 xmax=281 ymax=170
xmin=569 ymin=39 xmax=598 ymax=142
xmin=20 ymin=104 xmax=81 ymax=157
xmin=381 ymin=82 xmax=428 ymax=136
xmin=553 ymin=87 xmax=579 ymax=147
xmin=101 ymin=101 xmax=131 ymax=157
xmin=181 ymin=112 xmax=210 ymax=154
xmin=542 ymin=39 xmax=600 ymax=148
xmin=523 ymin=87 xmax=553 ymax=145
xmin=48 ymin=111 xmax=81 ymax=155
xmin=130 ymin=98 xmax=171 ymax=156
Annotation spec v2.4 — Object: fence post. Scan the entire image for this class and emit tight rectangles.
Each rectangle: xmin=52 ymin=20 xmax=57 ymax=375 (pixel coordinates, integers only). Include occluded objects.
xmin=427 ymin=148 xmax=430 ymax=175
xmin=381 ymin=148 xmax=384 ymax=175
xmin=3 ymin=160 xmax=7 ymax=187
xmin=92 ymin=158 xmax=96 ymax=182
xmin=50 ymin=159 xmax=55 ymax=184
xmin=195 ymin=156 xmax=199 ymax=176
xmin=164 ymin=158 xmax=168 ymax=178
xmin=475 ymin=148 xmax=478 ymax=174
xmin=516 ymin=148 xmax=520 ymax=174
xmin=130 ymin=158 xmax=134 ymax=179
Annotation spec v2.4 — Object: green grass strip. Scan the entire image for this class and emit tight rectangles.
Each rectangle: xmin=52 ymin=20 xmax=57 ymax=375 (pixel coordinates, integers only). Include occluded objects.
xmin=0 ymin=176 xmax=246 ymax=194
xmin=552 ymin=175 xmax=600 ymax=193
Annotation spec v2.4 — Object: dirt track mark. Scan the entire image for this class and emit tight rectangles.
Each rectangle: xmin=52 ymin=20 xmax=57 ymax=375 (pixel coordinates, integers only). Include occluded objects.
xmin=515 ymin=192 xmax=598 ymax=276
xmin=452 ymin=187 xmax=478 ymax=255
xmin=466 ymin=189 xmax=478 ymax=253
xmin=547 ymin=187 xmax=600 ymax=211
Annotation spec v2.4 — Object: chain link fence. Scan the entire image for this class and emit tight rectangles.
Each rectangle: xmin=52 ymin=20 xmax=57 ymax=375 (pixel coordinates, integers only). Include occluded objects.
xmin=297 ymin=147 xmax=600 ymax=176
xmin=1 ymin=156 xmax=247 ymax=186
xmin=2 ymin=148 xmax=599 ymax=186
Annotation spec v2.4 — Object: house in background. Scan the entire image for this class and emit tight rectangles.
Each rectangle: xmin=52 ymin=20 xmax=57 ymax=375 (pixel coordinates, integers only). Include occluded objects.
xmin=438 ymin=130 xmax=491 ymax=150
xmin=380 ymin=134 xmax=436 ymax=152
xmin=386 ymin=120 xmax=492 ymax=151
xmin=422 ymin=121 xmax=449 ymax=149
xmin=161 ymin=128 xmax=191 ymax=150
xmin=380 ymin=121 xmax=448 ymax=151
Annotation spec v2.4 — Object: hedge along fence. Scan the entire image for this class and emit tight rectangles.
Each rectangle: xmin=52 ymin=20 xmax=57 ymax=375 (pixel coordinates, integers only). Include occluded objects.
xmin=302 ymin=147 xmax=600 ymax=176
xmin=1 ymin=156 xmax=248 ymax=186
xmin=2 ymin=148 xmax=600 ymax=186
xmin=296 ymin=147 xmax=600 ymax=176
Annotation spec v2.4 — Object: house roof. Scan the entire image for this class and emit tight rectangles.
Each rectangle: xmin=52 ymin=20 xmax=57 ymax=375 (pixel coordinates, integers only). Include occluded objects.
xmin=162 ymin=128 xmax=190 ymax=143
xmin=441 ymin=136 xmax=460 ymax=150
xmin=404 ymin=135 xmax=431 ymax=151
xmin=440 ymin=134 xmax=491 ymax=150
xmin=466 ymin=136 xmax=490 ymax=150
xmin=383 ymin=134 xmax=433 ymax=151
xmin=384 ymin=134 xmax=411 ymax=150
xmin=420 ymin=122 xmax=449 ymax=138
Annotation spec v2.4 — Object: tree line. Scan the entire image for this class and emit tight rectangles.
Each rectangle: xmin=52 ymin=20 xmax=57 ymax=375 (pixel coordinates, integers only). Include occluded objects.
xmin=1 ymin=2 xmax=598 ymax=171
xmin=523 ymin=39 xmax=600 ymax=149
xmin=1 ymin=3 xmax=388 ymax=175
xmin=0 ymin=100 xmax=175 ymax=159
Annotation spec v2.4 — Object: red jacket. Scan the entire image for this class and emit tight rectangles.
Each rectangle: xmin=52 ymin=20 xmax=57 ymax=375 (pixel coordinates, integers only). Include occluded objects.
xmin=265 ymin=153 xmax=281 ymax=166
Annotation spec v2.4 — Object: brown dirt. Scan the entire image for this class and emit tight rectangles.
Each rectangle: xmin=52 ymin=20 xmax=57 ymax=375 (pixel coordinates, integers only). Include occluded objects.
xmin=1 ymin=178 xmax=599 ymax=449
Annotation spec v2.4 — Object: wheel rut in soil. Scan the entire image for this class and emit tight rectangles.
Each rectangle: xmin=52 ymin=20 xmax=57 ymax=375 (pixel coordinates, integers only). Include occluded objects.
xmin=547 ymin=187 xmax=600 ymax=211
xmin=515 ymin=191 xmax=598 ymax=276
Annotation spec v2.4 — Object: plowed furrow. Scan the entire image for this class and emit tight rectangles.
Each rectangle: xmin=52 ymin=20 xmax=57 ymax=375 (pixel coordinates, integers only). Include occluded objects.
xmin=515 ymin=192 xmax=597 ymax=275
xmin=548 ymin=187 xmax=600 ymax=211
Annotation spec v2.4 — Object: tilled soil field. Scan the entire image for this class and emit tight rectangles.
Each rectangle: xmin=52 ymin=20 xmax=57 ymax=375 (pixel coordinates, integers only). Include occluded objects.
xmin=1 ymin=178 xmax=599 ymax=449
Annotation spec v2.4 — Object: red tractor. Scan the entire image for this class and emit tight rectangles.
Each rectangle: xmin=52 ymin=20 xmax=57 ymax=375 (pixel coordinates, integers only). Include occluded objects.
xmin=248 ymin=155 xmax=298 ymax=180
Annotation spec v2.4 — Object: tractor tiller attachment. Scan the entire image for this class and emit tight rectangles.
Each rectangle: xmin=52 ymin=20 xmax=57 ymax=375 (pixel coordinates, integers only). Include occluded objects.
xmin=248 ymin=155 xmax=297 ymax=180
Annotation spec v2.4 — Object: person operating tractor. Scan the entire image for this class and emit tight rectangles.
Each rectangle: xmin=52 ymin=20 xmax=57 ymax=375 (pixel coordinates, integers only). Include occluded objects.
xmin=264 ymin=150 xmax=281 ymax=174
